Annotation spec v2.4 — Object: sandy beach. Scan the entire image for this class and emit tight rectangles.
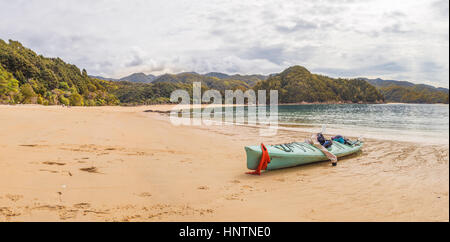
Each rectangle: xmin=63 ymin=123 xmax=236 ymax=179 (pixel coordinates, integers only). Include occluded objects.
xmin=0 ymin=105 xmax=448 ymax=222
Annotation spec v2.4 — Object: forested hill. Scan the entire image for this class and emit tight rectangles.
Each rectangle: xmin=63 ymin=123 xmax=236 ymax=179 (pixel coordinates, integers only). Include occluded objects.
xmin=95 ymin=71 xmax=268 ymax=86
xmin=119 ymin=73 xmax=156 ymax=83
xmin=110 ymin=67 xmax=385 ymax=104
xmin=0 ymin=39 xmax=119 ymax=105
xmin=253 ymin=66 xmax=384 ymax=103
xmin=152 ymin=72 xmax=251 ymax=91
xmin=203 ymin=72 xmax=269 ymax=86
xmin=361 ymin=78 xmax=449 ymax=104
xmin=1 ymin=39 xmax=447 ymax=106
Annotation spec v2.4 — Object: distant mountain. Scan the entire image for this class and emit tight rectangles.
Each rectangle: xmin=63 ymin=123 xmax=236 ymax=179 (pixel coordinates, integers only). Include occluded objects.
xmin=119 ymin=73 xmax=156 ymax=83
xmin=152 ymin=72 xmax=250 ymax=91
xmin=89 ymin=73 xmax=156 ymax=83
xmin=204 ymin=72 xmax=231 ymax=79
xmin=89 ymin=75 xmax=118 ymax=82
xmin=112 ymin=72 xmax=260 ymax=105
xmin=437 ymin=87 xmax=449 ymax=93
xmin=361 ymin=78 xmax=415 ymax=88
xmin=94 ymin=71 xmax=269 ymax=86
xmin=360 ymin=78 xmax=449 ymax=104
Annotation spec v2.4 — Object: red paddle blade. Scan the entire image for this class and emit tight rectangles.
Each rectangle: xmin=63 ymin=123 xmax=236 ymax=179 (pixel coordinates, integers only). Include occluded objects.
xmin=246 ymin=143 xmax=270 ymax=176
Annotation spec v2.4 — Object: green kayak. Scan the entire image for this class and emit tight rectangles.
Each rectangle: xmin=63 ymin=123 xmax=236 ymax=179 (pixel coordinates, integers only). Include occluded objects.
xmin=245 ymin=141 xmax=363 ymax=171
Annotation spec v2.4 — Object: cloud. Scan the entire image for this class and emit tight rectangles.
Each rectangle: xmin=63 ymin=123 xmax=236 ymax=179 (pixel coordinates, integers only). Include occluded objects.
xmin=275 ymin=19 xmax=319 ymax=33
xmin=125 ymin=48 xmax=146 ymax=67
xmin=431 ymin=0 xmax=449 ymax=18
xmin=239 ymin=45 xmax=287 ymax=65
xmin=314 ymin=61 xmax=407 ymax=77
xmin=382 ymin=23 xmax=410 ymax=34
xmin=0 ymin=0 xmax=448 ymax=87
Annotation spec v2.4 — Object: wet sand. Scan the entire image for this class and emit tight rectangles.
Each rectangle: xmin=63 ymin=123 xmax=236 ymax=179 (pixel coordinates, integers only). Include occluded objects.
xmin=0 ymin=105 xmax=448 ymax=221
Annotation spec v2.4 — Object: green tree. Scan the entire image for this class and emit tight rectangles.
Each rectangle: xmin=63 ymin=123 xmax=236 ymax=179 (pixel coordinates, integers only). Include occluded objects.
xmin=0 ymin=65 xmax=19 ymax=103
xmin=69 ymin=93 xmax=84 ymax=106
xmin=59 ymin=82 xmax=70 ymax=90
xmin=19 ymin=83 xmax=37 ymax=104
xmin=0 ymin=39 xmax=123 ymax=106
xmin=59 ymin=96 xmax=70 ymax=106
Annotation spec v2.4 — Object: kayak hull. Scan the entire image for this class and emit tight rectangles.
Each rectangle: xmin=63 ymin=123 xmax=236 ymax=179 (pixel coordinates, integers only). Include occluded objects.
xmin=245 ymin=141 xmax=363 ymax=171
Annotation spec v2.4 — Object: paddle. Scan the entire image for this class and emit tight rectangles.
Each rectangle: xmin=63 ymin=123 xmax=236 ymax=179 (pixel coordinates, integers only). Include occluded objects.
xmin=306 ymin=125 xmax=338 ymax=166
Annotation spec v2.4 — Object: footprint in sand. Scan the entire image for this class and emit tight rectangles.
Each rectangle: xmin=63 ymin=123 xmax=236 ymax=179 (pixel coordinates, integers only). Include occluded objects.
xmin=230 ymin=180 xmax=241 ymax=184
xmin=40 ymin=169 xmax=59 ymax=174
xmin=5 ymin=194 xmax=23 ymax=202
xmin=180 ymin=159 xmax=192 ymax=163
xmin=241 ymin=185 xmax=253 ymax=189
xmin=80 ymin=167 xmax=100 ymax=173
xmin=34 ymin=205 xmax=66 ymax=211
xmin=59 ymin=209 xmax=78 ymax=220
xmin=43 ymin=161 xmax=66 ymax=166
xmin=82 ymin=209 xmax=109 ymax=216
xmin=225 ymin=193 xmax=241 ymax=201
xmin=20 ymin=144 xmax=39 ymax=147
xmin=129 ymin=151 xmax=148 ymax=156
xmin=121 ymin=215 xmax=142 ymax=222
xmin=0 ymin=207 xmax=21 ymax=217
xmin=198 ymin=186 xmax=209 ymax=190
xmin=137 ymin=192 xmax=152 ymax=198
xmin=74 ymin=203 xmax=91 ymax=209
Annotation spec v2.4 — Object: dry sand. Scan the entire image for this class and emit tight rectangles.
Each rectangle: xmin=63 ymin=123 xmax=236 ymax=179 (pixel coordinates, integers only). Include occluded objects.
xmin=0 ymin=105 xmax=448 ymax=221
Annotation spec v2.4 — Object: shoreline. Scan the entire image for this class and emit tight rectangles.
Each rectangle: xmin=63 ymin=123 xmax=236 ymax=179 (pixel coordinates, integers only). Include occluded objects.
xmin=2 ymin=101 xmax=449 ymax=110
xmin=2 ymin=104 xmax=448 ymax=145
xmin=1 ymin=104 xmax=448 ymax=145
xmin=141 ymin=104 xmax=449 ymax=145
xmin=0 ymin=105 xmax=448 ymax=221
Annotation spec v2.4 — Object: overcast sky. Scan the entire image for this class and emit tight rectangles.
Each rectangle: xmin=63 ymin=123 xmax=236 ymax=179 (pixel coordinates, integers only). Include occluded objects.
xmin=0 ymin=0 xmax=448 ymax=87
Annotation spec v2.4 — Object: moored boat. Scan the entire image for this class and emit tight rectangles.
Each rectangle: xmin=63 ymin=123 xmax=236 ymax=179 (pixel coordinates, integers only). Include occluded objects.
xmin=245 ymin=140 xmax=363 ymax=171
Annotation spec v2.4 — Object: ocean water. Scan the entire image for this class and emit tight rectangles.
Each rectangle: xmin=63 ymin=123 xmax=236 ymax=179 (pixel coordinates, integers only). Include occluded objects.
xmin=192 ymin=104 xmax=449 ymax=143
xmin=275 ymin=104 xmax=449 ymax=143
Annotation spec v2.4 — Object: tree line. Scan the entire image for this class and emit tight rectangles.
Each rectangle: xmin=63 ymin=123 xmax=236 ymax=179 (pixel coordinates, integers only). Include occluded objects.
xmin=1 ymin=39 xmax=447 ymax=106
